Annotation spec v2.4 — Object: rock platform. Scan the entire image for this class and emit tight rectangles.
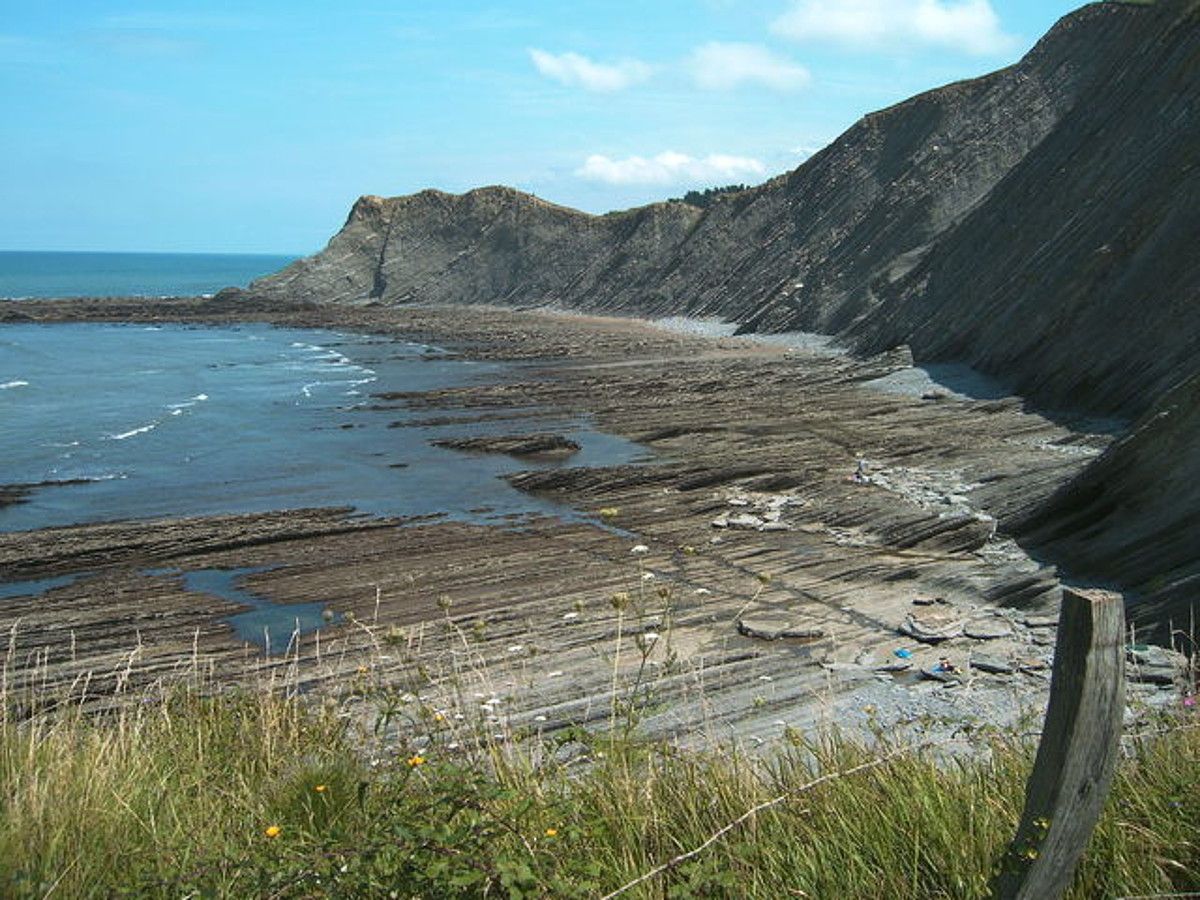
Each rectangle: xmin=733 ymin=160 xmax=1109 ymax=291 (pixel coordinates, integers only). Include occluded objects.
xmin=0 ymin=301 xmax=1188 ymax=747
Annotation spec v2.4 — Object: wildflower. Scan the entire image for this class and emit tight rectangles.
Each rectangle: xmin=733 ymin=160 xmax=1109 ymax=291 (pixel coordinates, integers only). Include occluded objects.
xmin=641 ymin=572 xmax=655 ymax=581
xmin=314 ymin=784 xmax=328 ymax=794
xmin=1184 ymin=696 xmax=1196 ymax=709
xmin=406 ymin=754 xmax=426 ymax=768
xmin=1023 ymin=848 xmax=1038 ymax=860
xmin=433 ymin=712 xmax=445 ymax=722
xmin=356 ymin=665 xmax=369 ymax=675
xmin=264 ymin=825 xmax=282 ymax=839
xmin=1033 ymin=817 xmax=1050 ymax=830
xmin=598 ymin=507 xmax=620 ymax=520
xmin=610 ymin=591 xmax=631 ymax=612
xmin=544 ymin=827 xmax=558 ymax=838
xmin=631 ymin=544 xmax=649 ymax=555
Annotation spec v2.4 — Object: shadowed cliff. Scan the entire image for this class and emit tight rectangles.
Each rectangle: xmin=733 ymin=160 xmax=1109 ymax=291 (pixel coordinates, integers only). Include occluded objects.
xmin=244 ymin=0 xmax=1200 ymax=633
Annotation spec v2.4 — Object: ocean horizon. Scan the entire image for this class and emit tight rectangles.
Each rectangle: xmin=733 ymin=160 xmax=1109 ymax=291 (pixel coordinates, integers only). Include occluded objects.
xmin=0 ymin=250 xmax=298 ymax=300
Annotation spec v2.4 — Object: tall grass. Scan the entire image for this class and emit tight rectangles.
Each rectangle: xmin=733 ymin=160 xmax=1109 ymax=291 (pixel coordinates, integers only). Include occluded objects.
xmin=1 ymin=675 xmax=1196 ymax=898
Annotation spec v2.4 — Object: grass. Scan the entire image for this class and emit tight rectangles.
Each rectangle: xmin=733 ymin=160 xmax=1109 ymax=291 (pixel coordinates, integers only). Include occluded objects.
xmin=1 ymin=674 xmax=1197 ymax=898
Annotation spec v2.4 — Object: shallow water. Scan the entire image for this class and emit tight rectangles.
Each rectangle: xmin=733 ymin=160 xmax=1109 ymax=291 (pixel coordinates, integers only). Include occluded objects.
xmin=0 ymin=322 xmax=652 ymax=532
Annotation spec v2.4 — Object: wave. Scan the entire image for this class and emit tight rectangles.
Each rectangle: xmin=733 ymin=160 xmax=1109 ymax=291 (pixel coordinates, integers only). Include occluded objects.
xmin=108 ymin=422 xmax=158 ymax=441
xmin=165 ymin=393 xmax=210 ymax=411
xmin=1 ymin=380 xmax=29 ymax=390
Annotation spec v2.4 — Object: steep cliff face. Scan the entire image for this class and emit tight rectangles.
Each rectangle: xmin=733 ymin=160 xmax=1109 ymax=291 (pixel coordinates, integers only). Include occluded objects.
xmin=1018 ymin=372 xmax=1200 ymax=638
xmin=847 ymin=0 xmax=1200 ymax=420
xmin=245 ymin=0 xmax=1200 ymax=630
xmin=250 ymin=1 xmax=1194 ymax=422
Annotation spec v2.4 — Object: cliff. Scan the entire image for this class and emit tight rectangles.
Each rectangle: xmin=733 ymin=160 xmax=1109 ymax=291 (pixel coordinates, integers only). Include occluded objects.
xmin=244 ymin=0 xmax=1200 ymax=633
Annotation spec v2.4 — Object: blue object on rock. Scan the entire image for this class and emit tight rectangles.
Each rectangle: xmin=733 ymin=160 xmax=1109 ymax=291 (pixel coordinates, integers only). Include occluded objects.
xmin=894 ymin=648 xmax=912 ymax=659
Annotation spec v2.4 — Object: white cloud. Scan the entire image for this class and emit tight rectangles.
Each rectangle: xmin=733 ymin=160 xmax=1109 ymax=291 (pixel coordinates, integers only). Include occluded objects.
xmin=771 ymin=0 xmax=1016 ymax=56
xmin=688 ymin=42 xmax=811 ymax=91
xmin=576 ymin=151 xmax=766 ymax=186
xmin=529 ymin=49 xmax=653 ymax=92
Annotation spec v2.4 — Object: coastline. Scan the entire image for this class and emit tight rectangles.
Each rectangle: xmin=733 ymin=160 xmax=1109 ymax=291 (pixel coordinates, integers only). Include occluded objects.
xmin=1 ymin=297 xmax=1181 ymax=747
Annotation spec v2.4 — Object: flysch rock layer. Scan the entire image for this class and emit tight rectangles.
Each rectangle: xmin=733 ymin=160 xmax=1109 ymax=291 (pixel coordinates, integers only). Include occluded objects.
xmin=0 ymin=306 xmax=1187 ymax=748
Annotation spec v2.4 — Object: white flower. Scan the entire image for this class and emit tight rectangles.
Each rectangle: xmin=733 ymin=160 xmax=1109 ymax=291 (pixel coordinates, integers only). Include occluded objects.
xmin=631 ymin=544 xmax=650 ymax=555
xmin=642 ymin=572 xmax=656 ymax=581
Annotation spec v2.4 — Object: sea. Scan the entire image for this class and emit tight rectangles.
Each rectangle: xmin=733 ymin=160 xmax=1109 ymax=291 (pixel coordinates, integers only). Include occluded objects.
xmin=0 ymin=250 xmax=297 ymax=299
xmin=0 ymin=253 xmax=650 ymax=643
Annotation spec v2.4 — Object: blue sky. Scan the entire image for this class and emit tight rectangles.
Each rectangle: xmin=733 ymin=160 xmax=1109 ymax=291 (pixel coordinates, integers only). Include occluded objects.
xmin=1 ymin=1 xmax=1083 ymax=253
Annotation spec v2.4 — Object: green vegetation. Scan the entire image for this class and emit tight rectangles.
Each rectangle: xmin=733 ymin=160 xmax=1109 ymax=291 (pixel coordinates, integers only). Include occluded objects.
xmin=1 ymin=680 xmax=1197 ymax=898
xmin=670 ymin=184 xmax=749 ymax=209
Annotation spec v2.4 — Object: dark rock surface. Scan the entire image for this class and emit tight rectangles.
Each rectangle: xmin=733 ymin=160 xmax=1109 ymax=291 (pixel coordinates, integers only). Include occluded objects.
xmin=432 ymin=433 xmax=581 ymax=459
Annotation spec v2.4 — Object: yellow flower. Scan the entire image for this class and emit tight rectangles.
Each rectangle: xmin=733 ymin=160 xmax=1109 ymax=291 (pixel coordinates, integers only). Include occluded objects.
xmin=314 ymin=784 xmax=328 ymax=794
xmin=1024 ymin=848 xmax=1038 ymax=860
xmin=598 ymin=507 xmax=620 ymax=520
xmin=406 ymin=754 xmax=426 ymax=768
xmin=544 ymin=827 xmax=558 ymax=838
xmin=264 ymin=825 xmax=282 ymax=839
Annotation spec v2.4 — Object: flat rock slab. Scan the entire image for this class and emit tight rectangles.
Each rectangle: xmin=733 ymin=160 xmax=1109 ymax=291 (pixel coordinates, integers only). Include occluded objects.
xmin=971 ymin=656 xmax=1015 ymax=675
xmin=713 ymin=513 xmax=766 ymax=530
xmin=737 ymin=616 xmax=826 ymax=641
xmin=900 ymin=611 xmax=964 ymax=643
xmin=1024 ymin=614 xmax=1060 ymax=628
xmin=965 ymin=619 xmax=1014 ymax=640
xmin=1127 ymin=644 xmax=1187 ymax=669
xmin=921 ymin=667 xmax=963 ymax=685
xmin=1126 ymin=644 xmax=1186 ymax=685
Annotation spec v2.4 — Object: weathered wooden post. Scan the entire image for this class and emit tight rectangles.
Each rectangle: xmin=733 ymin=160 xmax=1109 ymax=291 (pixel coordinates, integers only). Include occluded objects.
xmin=990 ymin=586 xmax=1125 ymax=899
